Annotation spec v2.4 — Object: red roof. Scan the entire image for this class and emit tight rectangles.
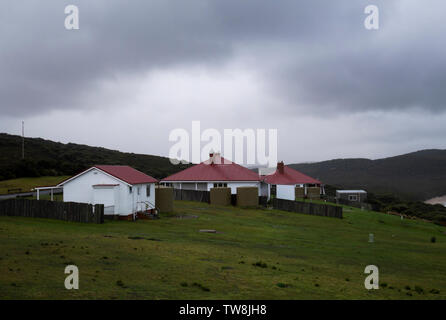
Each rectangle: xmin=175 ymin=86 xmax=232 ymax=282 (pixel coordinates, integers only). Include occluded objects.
xmin=263 ymin=165 xmax=321 ymax=185
xmin=94 ymin=165 xmax=158 ymax=184
xmin=162 ymin=155 xmax=260 ymax=182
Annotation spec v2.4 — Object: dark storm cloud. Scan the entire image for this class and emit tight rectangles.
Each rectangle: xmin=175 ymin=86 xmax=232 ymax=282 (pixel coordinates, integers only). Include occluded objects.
xmin=1 ymin=0 xmax=445 ymax=117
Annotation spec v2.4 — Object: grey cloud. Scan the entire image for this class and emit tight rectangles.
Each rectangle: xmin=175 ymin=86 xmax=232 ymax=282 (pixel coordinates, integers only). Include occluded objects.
xmin=1 ymin=0 xmax=445 ymax=117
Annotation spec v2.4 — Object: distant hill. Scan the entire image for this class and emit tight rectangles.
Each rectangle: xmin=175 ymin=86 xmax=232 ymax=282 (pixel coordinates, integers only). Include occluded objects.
xmin=288 ymin=149 xmax=446 ymax=201
xmin=0 ymin=133 xmax=190 ymax=180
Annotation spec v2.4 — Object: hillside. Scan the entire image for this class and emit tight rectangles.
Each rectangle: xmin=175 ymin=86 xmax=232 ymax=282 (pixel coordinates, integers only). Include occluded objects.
xmin=0 ymin=133 xmax=190 ymax=180
xmin=289 ymin=149 xmax=446 ymax=201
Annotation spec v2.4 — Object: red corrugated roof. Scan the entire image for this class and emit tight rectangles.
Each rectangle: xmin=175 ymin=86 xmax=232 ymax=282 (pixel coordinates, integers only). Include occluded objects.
xmin=161 ymin=155 xmax=260 ymax=182
xmin=263 ymin=165 xmax=321 ymax=185
xmin=94 ymin=165 xmax=158 ymax=184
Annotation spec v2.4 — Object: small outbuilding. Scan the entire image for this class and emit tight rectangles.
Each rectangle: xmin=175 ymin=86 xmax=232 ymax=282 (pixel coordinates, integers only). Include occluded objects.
xmin=336 ymin=190 xmax=367 ymax=203
xmin=36 ymin=165 xmax=158 ymax=219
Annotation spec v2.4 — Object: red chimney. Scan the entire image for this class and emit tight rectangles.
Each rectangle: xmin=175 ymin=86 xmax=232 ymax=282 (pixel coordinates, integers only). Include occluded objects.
xmin=277 ymin=161 xmax=284 ymax=174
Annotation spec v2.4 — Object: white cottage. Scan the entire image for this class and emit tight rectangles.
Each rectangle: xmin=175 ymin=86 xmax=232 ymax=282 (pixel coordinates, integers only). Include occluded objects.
xmin=40 ymin=165 xmax=158 ymax=219
xmin=262 ymin=162 xmax=323 ymax=200
xmin=160 ymin=152 xmax=261 ymax=195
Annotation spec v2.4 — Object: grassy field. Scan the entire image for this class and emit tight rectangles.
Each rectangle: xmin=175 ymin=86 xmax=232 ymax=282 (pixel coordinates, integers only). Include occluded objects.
xmin=22 ymin=193 xmax=63 ymax=201
xmin=0 ymin=176 xmax=69 ymax=195
xmin=0 ymin=201 xmax=445 ymax=299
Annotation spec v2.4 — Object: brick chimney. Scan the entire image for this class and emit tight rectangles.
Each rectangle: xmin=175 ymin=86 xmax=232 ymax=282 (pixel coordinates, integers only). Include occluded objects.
xmin=277 ymin=161 xmax=284 ymax=174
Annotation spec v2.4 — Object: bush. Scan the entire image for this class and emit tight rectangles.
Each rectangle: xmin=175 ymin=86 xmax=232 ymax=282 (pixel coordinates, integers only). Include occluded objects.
xmin=252 ymin=261 xmax=267 ymax=268
xmin=116 ymin=280 xmax=126 ymax=288
xmin=192 ymin=282 xmax=210 ymax=292
xmin=430 ymin=289 xmax=440 ymax=294
xmin=414 ymin=286 xmax=424 ymax=294
xmin=431 ymin=237 xmax=436 ymax=243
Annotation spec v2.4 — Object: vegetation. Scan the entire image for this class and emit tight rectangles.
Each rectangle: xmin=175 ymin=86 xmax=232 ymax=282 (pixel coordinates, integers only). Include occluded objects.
xmin=1 ymin=201 xmax=445 ymax=299
xmin=366 ymin=193 xmax=446 ymax=226
xmin=0 ymin=133 xmax=190 ymax=181
xmin=0 ymin=176 xmax=68 ymax=195
xmin=289 ymin=149 xmax=446 ymax=201
xmin=322 ymin=185 xmax=446 ymax=226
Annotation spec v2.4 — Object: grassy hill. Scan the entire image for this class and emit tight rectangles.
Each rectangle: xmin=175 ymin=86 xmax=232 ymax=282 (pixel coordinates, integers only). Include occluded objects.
xmin=289 ymin=149 xmax=446 ymax=201
xmin=0 ymin=176 xmax=69 ymax=195
xmin=0 ymin=133 xmax=190 ymax=181
xmin=0 ymin=201 xmax=445 ymax=299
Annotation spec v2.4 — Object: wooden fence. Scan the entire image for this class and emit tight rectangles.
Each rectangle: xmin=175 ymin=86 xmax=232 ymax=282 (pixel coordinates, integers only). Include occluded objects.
xmin=0 ymin=199 xmax=104 ymax=224
xmin=272 ymin=198 xmax=343 ymax=219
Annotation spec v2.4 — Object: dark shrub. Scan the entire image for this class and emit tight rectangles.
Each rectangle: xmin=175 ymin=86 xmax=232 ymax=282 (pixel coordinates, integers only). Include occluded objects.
xmin=252 ymin=261 xmax=267 ymax=268
xmin=192 ymin=282 xmax=210 ymax=292
xmin=414 ymin=286 xmax=424 ymax=294
xmin=430 ymin=289 xmax=440 ymax=294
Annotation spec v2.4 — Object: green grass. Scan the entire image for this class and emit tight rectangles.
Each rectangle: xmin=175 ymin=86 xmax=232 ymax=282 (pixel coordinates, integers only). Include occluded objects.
xmin=0 ymin=201 xmax=445 ymax=299
xmin=22 ymin=193 xmax=63 ymax=201
xmin=0 ymin=176 xmax=69 ymax=195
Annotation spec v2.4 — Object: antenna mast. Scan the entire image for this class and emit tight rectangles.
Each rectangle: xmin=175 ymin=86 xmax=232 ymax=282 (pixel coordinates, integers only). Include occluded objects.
xmin=22 ymin=121 xmax=24 ymax=159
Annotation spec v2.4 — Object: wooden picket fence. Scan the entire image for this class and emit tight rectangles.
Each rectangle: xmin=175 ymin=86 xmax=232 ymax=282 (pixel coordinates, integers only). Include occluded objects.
xmin=0 ymin=198 xmax=104 ymax=224
xmin=272 ymin=198 xmax=343 ymax=219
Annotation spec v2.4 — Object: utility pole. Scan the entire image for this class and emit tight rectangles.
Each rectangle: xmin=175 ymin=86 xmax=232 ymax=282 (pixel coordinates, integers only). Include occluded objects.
xmin=22 ymin=121 xmax=24 ymax=159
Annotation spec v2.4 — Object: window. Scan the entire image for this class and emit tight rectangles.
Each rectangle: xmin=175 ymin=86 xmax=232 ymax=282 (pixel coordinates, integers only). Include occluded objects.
xmin=213 ymin=183 xmax=228 ymax=188
xmin=137 ymin=186 xmax=141 ymax=195
xmin=348 ymin=195 xmax=358 ymax=201
xmin=129 ymin=186 xmax=132 ymax=193
xmin=146 ymin=185 xmax=151 ymax=197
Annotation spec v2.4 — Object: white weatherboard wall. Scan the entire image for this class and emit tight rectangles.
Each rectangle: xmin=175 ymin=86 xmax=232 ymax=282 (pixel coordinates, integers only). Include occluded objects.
xmin=276 ymin=185 xmax=295 ymax=201
xmin=62 ymin=168 xmax=155 ymax=216
xmin=230 ymin=182 xmax=260 ymax=195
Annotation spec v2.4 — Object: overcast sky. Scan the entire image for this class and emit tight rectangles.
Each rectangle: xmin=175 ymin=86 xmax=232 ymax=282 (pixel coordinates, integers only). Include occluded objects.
xmin=1 ymin=0 xmax=445 ymax=165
